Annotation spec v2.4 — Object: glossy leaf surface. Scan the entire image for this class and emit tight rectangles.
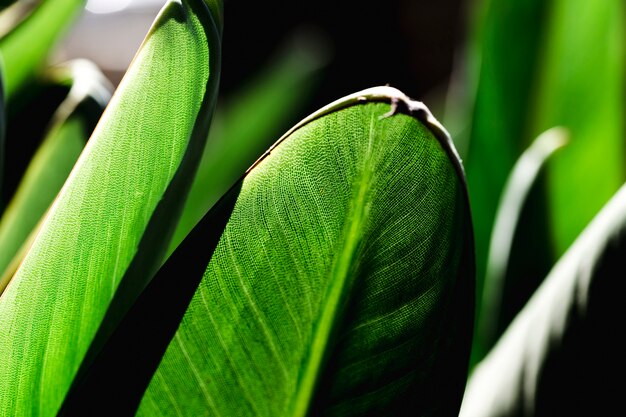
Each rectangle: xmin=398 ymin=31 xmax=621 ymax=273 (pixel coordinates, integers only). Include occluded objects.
xmin=0 ymin=0 xmax=221 ymax=415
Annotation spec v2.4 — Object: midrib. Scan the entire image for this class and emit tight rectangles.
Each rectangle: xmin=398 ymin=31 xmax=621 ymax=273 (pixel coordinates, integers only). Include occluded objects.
xmin=291 ymin=114 xmax=378 ymax=417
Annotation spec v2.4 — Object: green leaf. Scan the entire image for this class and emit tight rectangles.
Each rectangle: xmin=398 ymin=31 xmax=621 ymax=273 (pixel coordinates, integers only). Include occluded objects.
xmin=532 ymin=0 xmax=625 ymax=254
xmin=477 ymin=127 xmax=567 ymax=355
xmin=0 ymin=59 xmax=111 ymax=292
xmin=64 ymin=87 xmax=475 ymax=416
xmin=460 ymin=0 xmax=548 ymax=304
xmin=168 ymin=32 xmax=326 ymax=255
xmin=0 ymin=1 xmax=222 ymax=415
xmin=460 ymin=181 xmax=626 ymax=417
xmin=0 ymin=0 xmax=85 ymax=105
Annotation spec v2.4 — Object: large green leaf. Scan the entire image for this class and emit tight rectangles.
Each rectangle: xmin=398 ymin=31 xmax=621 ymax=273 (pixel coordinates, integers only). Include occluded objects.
xmin=169 ymin=33 xmax=326 ymax=255
xmin=0 ymin=1 xmax=221 ymax=415
xmin=0 ymin=59 xmax=110 ymax=291
xmin=63 ymin=87 xmax=475 ymax=416
xmin=477 ymin=127 xmax=566 ymax=354
xmin=532 ymin=0 xmax=624 ymax=254
xmin=0 ymin=0 xmax=86 ymax=105
xmin=460 ymin=181 xmax=626 ymax=417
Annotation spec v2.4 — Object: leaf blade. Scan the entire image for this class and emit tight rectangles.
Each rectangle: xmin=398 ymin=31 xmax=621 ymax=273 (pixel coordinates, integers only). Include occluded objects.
xmin=0 ymin=1 xmax=222 ymax=414
xmin=134 ymin=87 xmax=474 ymax=416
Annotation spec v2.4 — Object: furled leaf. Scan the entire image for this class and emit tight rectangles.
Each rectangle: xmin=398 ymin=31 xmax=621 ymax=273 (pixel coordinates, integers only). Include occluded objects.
xmin=63 ymin=87 xmax=475 ymax=416
xmin=477 ymin=127 xmax=567 ymax=355
xmin=460 ymin=182 xmax=626 ymax=417
xmin=0 ymin=1 xmax=222 ymax=415
xmin=0 ymin=59 xmax=111 ymax=292
xmin=532 ymin=0 xmax=624 ymax=254
xmin=169 ymin=32 xmax=326 ymax=255
xmin=0 ymin=0 xmax=85 ymax=105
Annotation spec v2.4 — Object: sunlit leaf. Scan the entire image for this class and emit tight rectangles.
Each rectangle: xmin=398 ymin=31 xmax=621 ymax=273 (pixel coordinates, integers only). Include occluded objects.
xmin=460 ymin=182 xmax=626 ymax=417
xmin=63 ymin=87 xmax=475 ymax=416
xmin=0 ymin=1 xmax=222 ymax=415
xmin=169 ymin=31 xmax=327 ymax=255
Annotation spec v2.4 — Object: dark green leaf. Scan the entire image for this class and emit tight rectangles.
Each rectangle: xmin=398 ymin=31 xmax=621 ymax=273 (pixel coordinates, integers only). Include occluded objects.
xmin=460 ymin=182 xmax=626 ymax=417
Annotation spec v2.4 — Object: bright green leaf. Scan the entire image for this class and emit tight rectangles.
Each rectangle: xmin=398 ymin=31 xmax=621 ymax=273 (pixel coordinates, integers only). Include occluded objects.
xmin=0 ymin=0 xmax=86 ymax=105
xmin=532 ymin=0 xmax=625 ymax=254
xmin=169 ymin=32 xmax=327 ymax=255
xmin=0 ymin=1 xmax=221 ymax=415
xmin=0 ymin=59 xmax=111 ymax=292
xmin=460 ymin=181 xmax=626 ymax=417
xmin=62 ymin=87 xmax=475 ymax=416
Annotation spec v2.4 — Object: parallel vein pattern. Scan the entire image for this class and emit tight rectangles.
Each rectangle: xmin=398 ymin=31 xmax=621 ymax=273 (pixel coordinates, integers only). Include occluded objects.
xmin=139 ymin=100 xmax=474 ymax=416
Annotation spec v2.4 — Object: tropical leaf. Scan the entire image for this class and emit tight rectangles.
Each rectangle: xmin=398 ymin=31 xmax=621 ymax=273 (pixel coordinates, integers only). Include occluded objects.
xmin=0 ymin=59 xmax=111 ymax=292
xmin=62 ymin=87 xmax=475 ymax=416
xmin=0 ymin=0 xmax=85 ymax=105
xmin=460 ymin=181 xmax=626 ymax=417
xmin=169 ymin=31 xmax=327 ymax=255
xmin=0 ymin=1 xmax=222 ymax=415
xmin=477 ymin=127 xmax=567 ymax=354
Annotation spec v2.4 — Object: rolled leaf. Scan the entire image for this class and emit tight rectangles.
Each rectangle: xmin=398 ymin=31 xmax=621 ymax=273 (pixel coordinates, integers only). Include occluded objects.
xmin=64 ymin=87 xmax=475 ymax=416
xmin=0 ymin=0 xmax=222 ymax=415
xmin=461 ymin=182 xmax=626 ymax=417
xmin=478 ymin=127 xmax=567 ymax=353
xmin=0 ymin=0 xmax=86 ymax=105
xmin=0 ymin=59 xmax=111 ymax=292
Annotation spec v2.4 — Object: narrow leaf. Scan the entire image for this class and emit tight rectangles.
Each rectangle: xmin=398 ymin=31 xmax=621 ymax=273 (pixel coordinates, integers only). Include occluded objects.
xmin=66 ymin=87 xmax=475 ymax=416
xmin=0 ymin=59 xmax=111 ymax=292
xmin=461 ymin=0 xmax=548 ymax=310
xmin=477 ymin=127 xmax=567 ymax=354
xmin=460 ymin=182 xmax=626 ymax=417
xmin=0 ymin=1 xmax=222 ymax=415
xmin=0 ymin=0 xmax=85 ymax=104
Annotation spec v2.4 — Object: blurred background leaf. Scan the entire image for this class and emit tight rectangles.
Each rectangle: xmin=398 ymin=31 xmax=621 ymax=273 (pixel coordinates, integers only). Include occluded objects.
xmin=0 ymin=59 xmax=111 ymax=292
xmin=0 ymin=0 xmax=86 ymax=106
xmin=477 ymin=127 xmax=567 ymax=356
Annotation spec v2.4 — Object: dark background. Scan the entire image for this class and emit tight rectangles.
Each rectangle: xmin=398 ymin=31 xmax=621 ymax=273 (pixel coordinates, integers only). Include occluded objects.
xmin=219 ymin=0 xmax=467 ymax=111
